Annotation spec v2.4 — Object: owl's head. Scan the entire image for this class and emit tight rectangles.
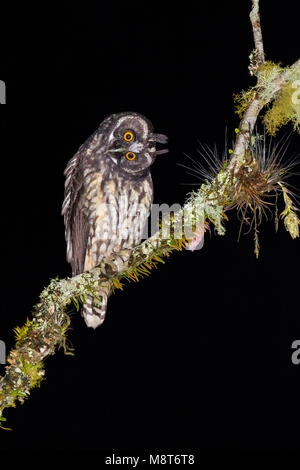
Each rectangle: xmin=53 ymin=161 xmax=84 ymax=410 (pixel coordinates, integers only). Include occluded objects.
xmin=101 ymin=112 xmax=168 ymax=175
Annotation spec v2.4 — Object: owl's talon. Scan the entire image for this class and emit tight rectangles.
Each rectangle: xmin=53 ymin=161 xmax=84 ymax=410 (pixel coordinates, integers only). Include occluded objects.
xmin=99 ymin=257 xmax=119 ymax=278
xmin=111 ymin=249 xmax=132 ymax=267
xmin=98 ymin=250 xmax=131 ymax=279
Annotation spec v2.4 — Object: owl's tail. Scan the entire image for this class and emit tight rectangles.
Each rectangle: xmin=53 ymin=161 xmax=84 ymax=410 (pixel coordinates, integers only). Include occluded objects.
xmin=82 ymin=287 xmax=111 ymax=329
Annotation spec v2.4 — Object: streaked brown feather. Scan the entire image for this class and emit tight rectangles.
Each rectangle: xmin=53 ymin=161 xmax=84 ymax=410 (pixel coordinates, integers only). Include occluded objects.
xmin=62 ymin=145 xmax=90 ymax=275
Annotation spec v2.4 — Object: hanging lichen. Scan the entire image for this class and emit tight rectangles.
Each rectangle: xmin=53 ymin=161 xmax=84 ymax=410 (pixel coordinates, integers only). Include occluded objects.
xmin=262 ymin=65 xmax=300 ymax=135
xmin=233 ymin=88 xmax=257 ymax=118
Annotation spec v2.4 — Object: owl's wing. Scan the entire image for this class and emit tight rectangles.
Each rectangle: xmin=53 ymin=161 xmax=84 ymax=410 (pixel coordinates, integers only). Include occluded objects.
xmin=61 ymin=147 xmax=89 ymax=276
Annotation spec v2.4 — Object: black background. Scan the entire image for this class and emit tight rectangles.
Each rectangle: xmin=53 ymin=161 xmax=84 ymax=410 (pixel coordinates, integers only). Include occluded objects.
xmin=0 ymin=1 xmax=300 ymax=453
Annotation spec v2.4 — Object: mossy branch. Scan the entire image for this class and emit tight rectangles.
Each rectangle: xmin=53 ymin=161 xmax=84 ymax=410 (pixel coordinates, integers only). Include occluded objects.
xmin=1 ymin=0 xmax=299 ymax=428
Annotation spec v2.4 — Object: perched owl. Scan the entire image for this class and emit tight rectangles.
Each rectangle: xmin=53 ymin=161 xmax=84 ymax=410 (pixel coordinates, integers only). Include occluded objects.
xmin=62 ymin=112 xmax=168 ymax=328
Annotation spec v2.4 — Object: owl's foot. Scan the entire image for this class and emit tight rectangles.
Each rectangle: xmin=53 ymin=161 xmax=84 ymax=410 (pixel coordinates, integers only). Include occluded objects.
xmin=100 ymin=249 xmax=132 ymax=278
xmin=112 ymin=249 xmax=132 ymax=268
xmin=99 ymin=258 xmax=119 ymax=278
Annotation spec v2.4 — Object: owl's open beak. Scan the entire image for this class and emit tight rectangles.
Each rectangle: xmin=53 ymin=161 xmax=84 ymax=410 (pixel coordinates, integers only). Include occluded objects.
xmin=153 ymin=133 xmax=169 ymax=156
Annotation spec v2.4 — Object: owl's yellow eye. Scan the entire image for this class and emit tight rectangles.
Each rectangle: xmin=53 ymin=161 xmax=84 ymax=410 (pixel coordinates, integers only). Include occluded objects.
xmin=126 ymin=152 xmax=136 ymax=160
xmin=123 ymin=131 xmax=134 ymax=142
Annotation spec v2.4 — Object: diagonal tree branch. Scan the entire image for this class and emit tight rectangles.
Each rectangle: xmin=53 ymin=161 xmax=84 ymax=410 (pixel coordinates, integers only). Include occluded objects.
xmin=229 ymin=57 xmax=300 ymax=170
xmin=1 ymin=0 xmax=300 ymax=428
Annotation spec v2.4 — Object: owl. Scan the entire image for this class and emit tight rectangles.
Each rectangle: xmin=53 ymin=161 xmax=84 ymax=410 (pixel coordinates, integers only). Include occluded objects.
xmin=62 ymin=112 xmax=168 ymax=328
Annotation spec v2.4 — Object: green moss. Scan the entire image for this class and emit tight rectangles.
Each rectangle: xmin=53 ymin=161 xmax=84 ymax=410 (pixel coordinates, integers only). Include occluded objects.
xmin=13 ymin=318 xmax=35 ymax=344
xmin=19 ymin=360 xmax=45 ymax=389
